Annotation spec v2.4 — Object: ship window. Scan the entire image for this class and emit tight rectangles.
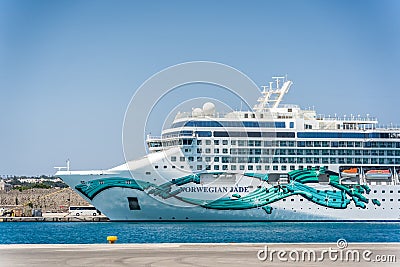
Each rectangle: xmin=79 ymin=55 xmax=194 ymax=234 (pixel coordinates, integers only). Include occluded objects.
xmin=390 ymin=190 xmax=393 ymax=193
xmin=382 ymin=190 xmax=386 ymax=193
xmin=214 ymin=148 xmax=220 ymax=153
xmin=382 ymin=199 xmax=386 ymax=201
xmin=214 ymin=140 xmax=220 ymax=145
xmin=283 ymin=199 xmax=286 ymax=202
xmin=281 ymin=165 xmax=287 ymax=171
xmin=197 ymin=165 xmax=202 ymax=170
xmin=206 ymin=140 xmax=211 ymax=145
xmin=145 ymin=172 xmax=151 ymax=175
xmin=180 ymin=157 xmax=185 ymax=161
xmin=205 ymin=148 xmax=211 ymax=153
xmin=244 ymin=113 xmax=248 ymax=118
xmin=265 ymin=166 xmax=270 ymax=170
xmin=197 ymin=140 xmax=202 ymax=145
xmin=223 ymin=165 xmax=228 ymax=170
xmin=188 ymin=157 xmax=194 ymax=162
xmin=155 ymin=165 xmax=159 ymax=169
xmin=214 ymin=157 xmax=219 ymax=162
xmin=180 ymin=166 xmax=184 ymax=169
xmin=390 ymin=199 xmax=394 ymax=202
xmin=171 ymin=156 xmax=176 ymax=162
xmin=273 ymin=166 xmax=278 ymax=170
xmin=214 ymin=165 xmax=220 ymax=170
xmin=231 ymin=165 xmax=237 ymax=171
xmin=291 ymin=199 xmax=294 ymax=201
xmin=163 ymin=166 xmax=167 ymax=169
xmin=222 ymin=140 xmax=228 ymax=145
xmin=256 ymin=165 xmax=262 ymax=170
xmin=248 ymin=165 xmax=253 ymax=170
xmin=240 ymin=165 xmax=245 ymax=170
xmin=197 ymin=157 xmax=202 ymax=162
xmin=127 ymin=197 xmax=141 ymax=210
xmin=172 ymin=166 xmax=176 ymax=169
xmin=223 ymin=148 xmax=228 ymax=154
xmin=206 ymin=165 xmax=211 ymax=170
xmin=300 ymin=199 xmax=303 ymax=202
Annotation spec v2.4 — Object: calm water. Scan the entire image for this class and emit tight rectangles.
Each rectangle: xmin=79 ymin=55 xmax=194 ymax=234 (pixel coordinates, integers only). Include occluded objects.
xmin=1 ymin=222 xmax=400 ymax=244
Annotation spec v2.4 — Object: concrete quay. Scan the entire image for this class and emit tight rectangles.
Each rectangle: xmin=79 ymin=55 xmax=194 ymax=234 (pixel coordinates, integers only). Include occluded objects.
xmin=0 ymin=243 xmax=399 ymax=267
xmin=0 ymin=215 xmax=109 ymax=222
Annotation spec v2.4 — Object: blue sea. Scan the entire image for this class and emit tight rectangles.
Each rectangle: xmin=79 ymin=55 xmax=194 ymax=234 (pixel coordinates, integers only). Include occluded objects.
xmin=1 ymin=222 xmax=400 ymax=244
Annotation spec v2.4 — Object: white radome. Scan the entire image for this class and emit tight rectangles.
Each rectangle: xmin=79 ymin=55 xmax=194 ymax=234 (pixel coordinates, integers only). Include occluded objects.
xmin=202 ymin=102 xmax=215 ymax=116
xmin=192 ymin=107 xmax=203 ymax=117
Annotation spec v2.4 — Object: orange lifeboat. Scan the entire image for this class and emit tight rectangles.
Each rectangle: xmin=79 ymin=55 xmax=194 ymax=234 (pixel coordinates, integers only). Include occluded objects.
xmin=341 ymin=168 xmax=358 ymax=177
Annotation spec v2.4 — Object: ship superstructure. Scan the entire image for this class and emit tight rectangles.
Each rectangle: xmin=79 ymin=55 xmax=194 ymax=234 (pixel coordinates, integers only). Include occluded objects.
xmin=57 ymin=77 xmax=400 ymax=221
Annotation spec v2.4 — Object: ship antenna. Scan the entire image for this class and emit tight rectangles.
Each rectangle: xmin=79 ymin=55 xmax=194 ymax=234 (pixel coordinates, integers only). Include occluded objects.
xmin=67 ymin=159 xmax=70 ymax=171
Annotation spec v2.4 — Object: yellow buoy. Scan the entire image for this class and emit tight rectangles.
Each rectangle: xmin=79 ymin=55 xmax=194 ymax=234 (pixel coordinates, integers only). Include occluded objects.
xmin=107 ymin=236 xmax=118 ymax=244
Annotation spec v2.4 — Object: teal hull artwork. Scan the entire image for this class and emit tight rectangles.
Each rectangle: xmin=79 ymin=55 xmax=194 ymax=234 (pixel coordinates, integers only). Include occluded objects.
xmin=75 ymin=169 xmax=381 ymax=215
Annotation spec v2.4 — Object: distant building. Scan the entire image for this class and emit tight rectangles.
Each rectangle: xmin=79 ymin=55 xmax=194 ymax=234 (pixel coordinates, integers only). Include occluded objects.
xmin=0 ymin=179 xmax=12 ymax=192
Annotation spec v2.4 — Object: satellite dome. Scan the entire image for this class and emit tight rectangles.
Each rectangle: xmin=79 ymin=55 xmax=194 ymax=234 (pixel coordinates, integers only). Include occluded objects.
xmin=202 ymin=102 xmax=215 ymax=116
xmin=192 ymin=107 xmax=203 ymax=117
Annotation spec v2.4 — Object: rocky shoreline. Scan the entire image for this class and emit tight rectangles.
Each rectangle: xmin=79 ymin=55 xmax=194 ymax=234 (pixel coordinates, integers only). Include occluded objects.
xmin=0 ymin=188 xmax=89 ymax=215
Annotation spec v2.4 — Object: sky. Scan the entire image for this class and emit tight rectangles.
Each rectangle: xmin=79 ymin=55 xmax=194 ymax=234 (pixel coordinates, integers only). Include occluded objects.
xmin=0 ymin=0 xmax=399 ymax=176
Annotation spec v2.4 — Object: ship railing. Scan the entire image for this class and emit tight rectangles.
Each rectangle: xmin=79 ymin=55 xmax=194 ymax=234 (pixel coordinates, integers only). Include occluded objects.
xmin=375 ymin=125 xmax=400 ymax=131
xmin=174 ymin=111 xmax=241 ymax=120
xmin=147 ymin=133 xmax=194 ymax=141
xmin=281 ymin=104 xmax=299 ymax=109
xmin=317 ymin=114 xmax=377 ymax=122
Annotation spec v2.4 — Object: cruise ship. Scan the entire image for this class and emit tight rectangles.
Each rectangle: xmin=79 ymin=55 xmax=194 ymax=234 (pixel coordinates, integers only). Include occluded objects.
xmin=56 ymin=77 xmax=400 ymax=221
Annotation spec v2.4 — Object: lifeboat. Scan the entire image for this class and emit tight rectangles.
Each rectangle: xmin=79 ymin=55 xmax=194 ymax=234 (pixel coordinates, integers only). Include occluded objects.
xmin=365 ymin=169 xmax=392 ymax=179
xmin=340 ymin=168 xmax=359 ymax=178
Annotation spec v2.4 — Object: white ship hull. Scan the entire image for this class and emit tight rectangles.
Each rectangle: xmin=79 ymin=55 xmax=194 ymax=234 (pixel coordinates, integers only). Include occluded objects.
xmin=59 ymin=175 xmax=400 ymax=221
xmin=57 ymin=149 xmax=400 ymax=221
